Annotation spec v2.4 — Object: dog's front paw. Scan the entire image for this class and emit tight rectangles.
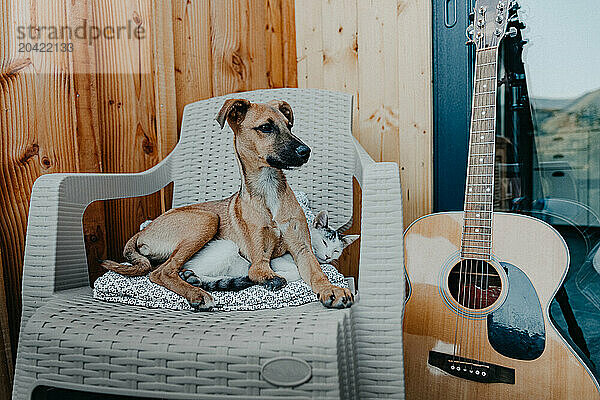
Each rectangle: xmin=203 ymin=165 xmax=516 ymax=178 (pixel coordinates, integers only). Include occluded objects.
xmin=316 ymin=285 xmax=354 ymax=309
xmin=188 ymin=290 xmax=215 ymax=312
xmin=262 ymin=275 xmax=287 ymax=291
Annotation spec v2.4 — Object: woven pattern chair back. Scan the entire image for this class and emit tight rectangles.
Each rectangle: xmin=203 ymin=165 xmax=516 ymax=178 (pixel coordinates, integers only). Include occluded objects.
xmin=171 ymin=89 xmax=354 ymax=229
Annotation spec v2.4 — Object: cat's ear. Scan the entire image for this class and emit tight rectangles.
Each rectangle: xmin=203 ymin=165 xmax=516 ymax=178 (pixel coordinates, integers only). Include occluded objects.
xmin=341 ymin=234 xmax=359 ymax=248
xmin=313 ymin=210 xmax=329 ymax=228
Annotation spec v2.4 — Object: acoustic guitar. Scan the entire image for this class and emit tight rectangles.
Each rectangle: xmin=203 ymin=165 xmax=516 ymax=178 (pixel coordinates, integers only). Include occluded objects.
xmin=402 ymin=0 xmax=600 ymax=398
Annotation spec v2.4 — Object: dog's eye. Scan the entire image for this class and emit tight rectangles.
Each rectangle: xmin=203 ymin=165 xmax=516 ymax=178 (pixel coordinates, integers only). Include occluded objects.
xmin=256 ymin=124 xmax=273 ymax=133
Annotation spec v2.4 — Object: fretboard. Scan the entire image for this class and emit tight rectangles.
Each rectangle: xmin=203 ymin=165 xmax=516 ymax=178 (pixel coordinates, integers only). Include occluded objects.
xmin=461 ymin=46 xmax=499 ymax=260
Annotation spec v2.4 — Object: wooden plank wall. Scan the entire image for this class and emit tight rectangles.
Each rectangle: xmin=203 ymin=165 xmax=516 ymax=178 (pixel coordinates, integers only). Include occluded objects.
xmin=172 ymin=0 xmax=296 ymax=123
xmin=0 ymin=0 xmax=296 ymax=369
xmin=295 ymin=0 xmax=433 ymax=227
xmin=0 ymin=1 xmax=430 ymax=387
xmin=0 ymin=250 xmax=13 ymax=399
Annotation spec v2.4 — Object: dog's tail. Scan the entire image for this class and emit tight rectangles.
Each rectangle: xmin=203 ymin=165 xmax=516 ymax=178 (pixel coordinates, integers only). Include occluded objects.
xmin=179 ymin=270 xmax=255 ymax=292
xmin=100 ymin=232 xmax=153 ymax=276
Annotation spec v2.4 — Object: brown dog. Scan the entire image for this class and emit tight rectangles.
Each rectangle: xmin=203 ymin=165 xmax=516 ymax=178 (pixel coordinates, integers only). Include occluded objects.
xmin=102 ymin=98 xmax=354 ymax=310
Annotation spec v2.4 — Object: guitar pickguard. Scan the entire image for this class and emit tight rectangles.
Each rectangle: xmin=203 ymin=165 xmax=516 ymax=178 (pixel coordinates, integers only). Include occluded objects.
xmin=487 ymin=262 xmax=546 ymax=360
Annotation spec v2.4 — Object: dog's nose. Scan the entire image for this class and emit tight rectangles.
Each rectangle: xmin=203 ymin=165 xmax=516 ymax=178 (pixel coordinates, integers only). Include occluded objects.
xmin=295 ymin=145 xmax=311 ymax=160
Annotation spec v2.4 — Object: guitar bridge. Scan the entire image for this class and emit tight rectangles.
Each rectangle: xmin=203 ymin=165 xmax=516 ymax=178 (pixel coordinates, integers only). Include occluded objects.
xmin=428 ymin=351 xmax=515 ymax=384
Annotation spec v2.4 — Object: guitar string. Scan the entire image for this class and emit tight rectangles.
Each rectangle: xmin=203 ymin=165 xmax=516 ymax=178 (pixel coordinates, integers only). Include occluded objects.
xmin=481 ymin=259 xmax=485 ymax=364
xmin=476 ymin=47 xmax=496 ymax=368
xmin=461 ymin=41 xmax=483 ymax=365
xmin=454 ymin=44 xmax=498 ymax=369
xmin=456 ymin=260 xmax=467 ymax=357
xmin=484 ymin=47 xmax=498 ymax=366
xmin=453 ymin=258 xmax=464 ymax=362
xmin=467 ymin=257 xmax=475 ymax=362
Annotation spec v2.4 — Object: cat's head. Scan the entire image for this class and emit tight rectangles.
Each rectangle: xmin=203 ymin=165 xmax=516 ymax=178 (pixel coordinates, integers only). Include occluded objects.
xmin=309 ymin=211 xmax=359 ymax=264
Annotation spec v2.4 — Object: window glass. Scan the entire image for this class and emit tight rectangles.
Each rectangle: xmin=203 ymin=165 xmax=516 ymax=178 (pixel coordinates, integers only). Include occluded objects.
xmin=496 ymin=0 xmax=600 ymax=376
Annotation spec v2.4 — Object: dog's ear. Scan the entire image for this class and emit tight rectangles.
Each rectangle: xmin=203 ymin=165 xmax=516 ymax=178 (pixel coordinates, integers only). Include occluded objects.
xmin=268 ymin=100 xmax=294 ymax=127
xmin=216 ymin=99 xmax=251 ymax=129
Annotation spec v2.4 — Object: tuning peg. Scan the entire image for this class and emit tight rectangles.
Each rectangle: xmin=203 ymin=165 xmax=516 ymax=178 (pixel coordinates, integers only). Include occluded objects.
xmin=510 ymin=1 xmax=520 ymax=11
xmin=465 ymin=23 xmax=475 ymax=45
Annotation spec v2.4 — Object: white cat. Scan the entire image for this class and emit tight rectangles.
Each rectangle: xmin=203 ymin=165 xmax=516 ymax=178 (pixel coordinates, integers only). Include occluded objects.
xmin=137 ymin=210 xmax=358 ymax=291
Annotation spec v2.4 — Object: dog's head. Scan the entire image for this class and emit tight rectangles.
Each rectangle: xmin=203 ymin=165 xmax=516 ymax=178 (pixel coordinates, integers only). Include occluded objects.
xmin=216 ymin=98 xmax=310 ymax=169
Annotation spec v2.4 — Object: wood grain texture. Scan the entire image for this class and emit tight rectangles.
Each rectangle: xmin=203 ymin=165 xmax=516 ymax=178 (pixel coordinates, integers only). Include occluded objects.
xmin=294 ymin=0 xmax=432 ymax=227
xmin=172 ymin=0 xmax=213 ymax=127
xmin=1 ymin=1 xmax=299 ymax=375
xmin=172 ymin=0 xmax=296 ymax=119
xmin=403 ymin=212 xmax=600 ymax=399
xmin=396 ymin=0 xmax=432 ymax=227
xmin=0 ymin=250 xmax=13 ymax=398
xmin=1 ymin=0 xmax=180 ymax=367
xmin=1 ymin=0 xmax=78 ymax=357
xmin=67 ymin=0 xmax=108 ymax=284
xmin=92 ymin=0 xmax=172 ymax=261
xmin=152 ymin=0 xmax=178 ymax=214
xmin=336 ymin=178 xmax=361 ymax=281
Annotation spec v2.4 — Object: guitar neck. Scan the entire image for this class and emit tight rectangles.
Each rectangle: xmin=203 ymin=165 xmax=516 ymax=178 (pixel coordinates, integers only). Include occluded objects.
xmin=461 ymin=46 xmax=499 ymax=260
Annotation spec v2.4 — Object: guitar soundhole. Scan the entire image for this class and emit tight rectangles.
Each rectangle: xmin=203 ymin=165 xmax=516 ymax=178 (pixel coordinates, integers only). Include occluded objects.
xmin=448 ymin=259 xmax=502 ymax=310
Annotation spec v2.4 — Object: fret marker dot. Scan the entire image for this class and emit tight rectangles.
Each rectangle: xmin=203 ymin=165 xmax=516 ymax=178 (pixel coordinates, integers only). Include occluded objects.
xmin=480 ymin=135 xmax=484 ymax=139
xmin=469 ymin=188 xmax=473 ymax=192
xmin=482 ymin=111 xmax=486 ymax=115
xmin=476 ymin=213 xmax=480 ymax=217
xmin=486 ymin=188 xmax=491 ymax=192
xmin=483 ymin=84 xmax=487 ymax=88
xmin=475 ymin=228 xmax=480 ymax=233
xmin=479 ymin=158 xmax=483 ymax=162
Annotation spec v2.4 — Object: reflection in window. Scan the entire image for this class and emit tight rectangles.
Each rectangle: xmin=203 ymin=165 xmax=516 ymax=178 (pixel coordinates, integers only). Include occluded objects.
xmin=495 ymin=0 xmax=600 ymax=377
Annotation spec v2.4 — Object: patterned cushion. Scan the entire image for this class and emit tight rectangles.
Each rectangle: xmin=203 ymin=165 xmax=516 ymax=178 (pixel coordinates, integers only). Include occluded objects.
xmin=93 ymin=265 xmax=347 ymax=312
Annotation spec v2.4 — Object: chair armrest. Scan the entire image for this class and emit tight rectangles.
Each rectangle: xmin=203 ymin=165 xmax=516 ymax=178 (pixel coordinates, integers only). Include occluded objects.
xmin=351 ymin=139 xmax=405 ymax=399
xmin=20 ymin=155 xmax=173 ymax=327
xmin=352 ymin=137 xmax=376 ymax=188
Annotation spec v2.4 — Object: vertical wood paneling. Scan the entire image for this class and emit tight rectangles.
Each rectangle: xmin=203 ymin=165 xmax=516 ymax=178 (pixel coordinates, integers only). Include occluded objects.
xmin=0 ymin=250 xmax=13 ymax=397
xmin=321 ymin=0 xmax=358 ymax=133
xmin=152 ymin=0 xmax=178 ymax=213
xmin=396 ymin=0 xmax=433 ymax=226
xmin=295 ymin=0 xmax=432 ymax=228
xmin=295 ymin=0 xmax=323 ymax=88
xmin=172 ymin=0 xmax=214 ymax=125
xmin=1 ymin=0 xmax=180 ymax=361
xmin=92 ymin=0 xmax=171 ymax=260
xmin=281 ymin=0 xmax=297 ymax=86
xmin=356 ymin=0 xmax=398 ymax=160
xmin=1 ymin=1 xmax=298 ymax=370
xmin=1 ymin=0 xmax=78 ymax=355
xmin=172 ymin=0 xmax=297 ymax=103
xmin=210 ymin=0 xmax=252 ymax=95
xmin=67 ymin=0 xmax=108 ymax=283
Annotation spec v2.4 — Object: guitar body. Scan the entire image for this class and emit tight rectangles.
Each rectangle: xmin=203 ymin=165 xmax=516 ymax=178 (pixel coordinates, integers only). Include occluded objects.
xmin=403 ymin=211 xmax=600 ymax=399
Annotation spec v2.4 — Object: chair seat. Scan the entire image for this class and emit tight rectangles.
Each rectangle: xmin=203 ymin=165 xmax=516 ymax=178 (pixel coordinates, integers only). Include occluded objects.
xmin=19 ymin=287 xmax=357 ymax=399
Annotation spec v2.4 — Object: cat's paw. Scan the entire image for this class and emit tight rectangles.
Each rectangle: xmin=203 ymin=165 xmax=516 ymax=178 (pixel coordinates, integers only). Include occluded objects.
xmin=262 ymin=275 xmax=287 ymax=291
xmin=179 ymin=268 xmax=201 ymax=286
xmin=316 ymin=285 xmax=354 ymax=309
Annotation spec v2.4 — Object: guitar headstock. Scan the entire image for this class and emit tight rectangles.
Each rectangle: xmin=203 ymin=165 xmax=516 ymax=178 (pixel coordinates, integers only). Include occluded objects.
xmin=467 ymin=0 xmax=517 ymax=49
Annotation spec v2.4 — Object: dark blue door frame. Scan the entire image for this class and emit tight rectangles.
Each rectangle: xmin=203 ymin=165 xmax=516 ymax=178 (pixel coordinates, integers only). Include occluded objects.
xmin=432 ymin=0 xmax=474 ymax=212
